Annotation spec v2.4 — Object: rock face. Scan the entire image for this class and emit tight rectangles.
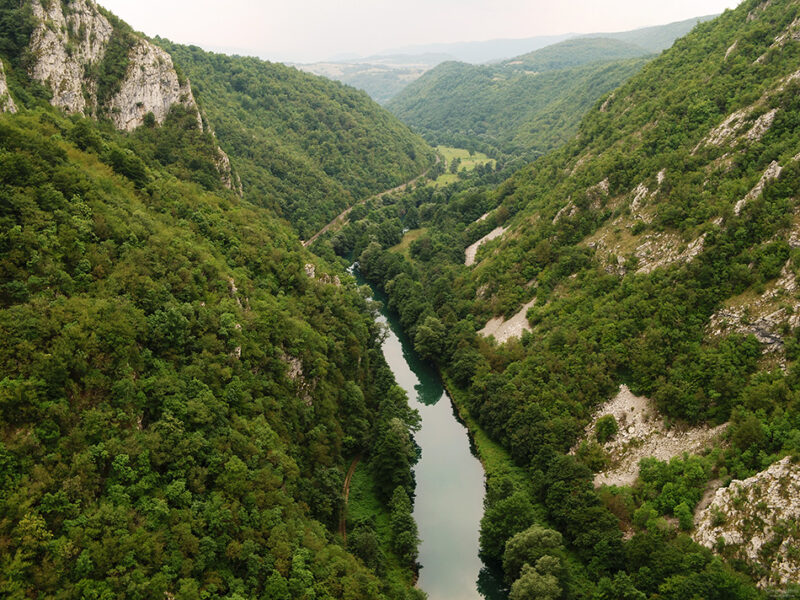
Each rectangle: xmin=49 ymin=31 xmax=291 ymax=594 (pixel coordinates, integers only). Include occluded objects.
xmin=693 ymin=457 xmax=800 ymax=588
xmin=28 ymin=0 xmax=199 ymax=131
xmin=25 ymin=0 xmax=239 ymax=191
xmin=29 ymin=0 xmax=113 ymax=115
xmin=573 ymin=385 xmax=727 ymax=487
xmin=0 ymin=61 xmax=16 ymax=113
xmin=108 ymin=40 xmax=200 ymax=131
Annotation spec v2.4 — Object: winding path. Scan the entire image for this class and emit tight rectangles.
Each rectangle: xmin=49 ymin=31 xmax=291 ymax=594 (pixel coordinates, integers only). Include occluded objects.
xmin=339 ymin=455 xmax=361 ymax=544
xmin=302 ymin=156 xmax=440 ymax=248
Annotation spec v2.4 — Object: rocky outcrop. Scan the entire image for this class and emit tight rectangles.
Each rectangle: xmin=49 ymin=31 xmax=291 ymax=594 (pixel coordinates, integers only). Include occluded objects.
xmin=107 ymin=40 xmax=200 ymax=131
xmin=0 ymin=61 xmax=16 ymax=113
xmin=573 ymin=385 xmax=726 ymax=487
xmin=479 ymin=299 xmax=536 ymax=344
xmin=28 ymin=0 xmax=201 ymax=131
xmin=26 ymin=0 xmax=239 ymax=191
xmin=693 ymin=456 xmax=800 ymax=588
xmin=734 ymin=160 xmax=782 ymax=216
xmin=29 ymin=0 xmax=113 ymax=115
xmin=708 ymin=261 xmax=800 ymax=355
xmin=465 ymin=226 xmax=507 ymax=266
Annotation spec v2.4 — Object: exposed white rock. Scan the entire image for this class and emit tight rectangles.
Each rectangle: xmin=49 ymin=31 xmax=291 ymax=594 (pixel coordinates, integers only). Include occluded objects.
xmin=304 ymin=262 xmax=341 ymax=286
xmin=0 ymin=61 xmax=16 ymax=113
xmin=698 ymin=108 xmax=750 ymax=149
xmin=108 ymin=40 xmax=199 ymax=131
xmin=724 ymin=41 xmax=738 ymax=60
xmin=573 ymin=385 xmax=727 ymax=488
xmin=708 ymin=261 xmax=800 ymax=353
xmin=745 ymin=108 xmax=778 ymax=142
xmin=479 ymin=299 xmax=536 ymax=344
xmin=734 ymin=160 xmax=782 ymax=216
xmin=694 ymin=456 xmax=800 ymax=588
xmin=636 ymin=233 xmax=706 ymax=274
xmin=465 ymin=226 xmax=507 ymax=266
xmin=29 ymin=0 xmax=113 ymax=115
xmin=214 ymin=146 xmax=241 ymax=193
xmin=552 ymin=201 xmax=578 ymax=225
xmin=657 ymin=169 xmax=666 ymax=186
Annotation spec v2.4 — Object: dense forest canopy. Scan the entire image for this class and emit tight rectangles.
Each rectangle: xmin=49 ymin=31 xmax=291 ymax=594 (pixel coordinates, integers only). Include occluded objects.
xmin=0 ymin=1 xmax=428 ymax=598
xmin=159 ymin=41 xmax=435 ymax=240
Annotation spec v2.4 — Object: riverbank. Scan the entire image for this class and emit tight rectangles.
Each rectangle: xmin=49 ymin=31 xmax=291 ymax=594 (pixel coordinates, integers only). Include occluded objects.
xmin=440 ymin=373 xmax=528 ymax=491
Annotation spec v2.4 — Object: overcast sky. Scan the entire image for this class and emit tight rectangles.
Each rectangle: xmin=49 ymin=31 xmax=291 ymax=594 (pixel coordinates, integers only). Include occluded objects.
xmin=99 ymin=0 xmax=742 ymax=63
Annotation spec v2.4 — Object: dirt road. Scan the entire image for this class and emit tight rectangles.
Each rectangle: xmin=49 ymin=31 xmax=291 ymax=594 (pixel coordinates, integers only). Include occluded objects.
xmin=303 ymin=156 xmax=440 ymax=248
xmin=338 ymin=455 xmax=362 ymax=544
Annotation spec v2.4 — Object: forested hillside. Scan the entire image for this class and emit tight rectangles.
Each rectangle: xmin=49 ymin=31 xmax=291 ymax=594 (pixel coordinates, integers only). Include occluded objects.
xmin=160 ymin=42 xmax=435 ymax=239
xmin=0 ymin=1 xmax=425 ymax=598
xmin=314 ymin=0 xmax=800 ymax=596
xmin=500 ymin=37 xmax=650 ymax=71
xmin=387 ymin=20 xmax=710 ymax=161
xmin=387 ymin=56 xmax=647 ymax=160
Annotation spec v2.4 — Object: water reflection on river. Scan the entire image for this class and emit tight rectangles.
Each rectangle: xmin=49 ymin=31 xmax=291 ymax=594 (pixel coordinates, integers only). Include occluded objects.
xmin=367 ymin=280 xmax=507 ymax=600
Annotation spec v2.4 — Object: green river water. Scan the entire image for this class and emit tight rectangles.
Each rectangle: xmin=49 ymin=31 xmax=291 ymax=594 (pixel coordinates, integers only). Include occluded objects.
xmin=366 ymin=281 xmax=508 ymax=600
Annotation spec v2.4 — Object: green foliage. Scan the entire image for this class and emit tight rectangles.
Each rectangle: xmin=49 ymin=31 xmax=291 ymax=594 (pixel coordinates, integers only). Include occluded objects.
xmin=388 ymin=57 xmax=648 ymax=160
xmin=158 ymin=40 xmax=435 ymax=239
xmin=502 ymin=524 xmax=564 ymax=583
xmin=0 ymin=0 xmax=35 ymax=71
xmin=309 ymin=1 xmax=800 ymax=596
xmin=91 ymin=14 xmax=136 ymax=109
xmin=389 ymin=487 xmax=419 ymax=566
xmin=508 ymin=563 xmax=561 ymax=600
xmin=595 ymin=415 xmax=619 ymax=443
xmin=504 ymin=37 xmax=651 ymax=71
xmin=0 ymin=107 xmax=419 ymax=599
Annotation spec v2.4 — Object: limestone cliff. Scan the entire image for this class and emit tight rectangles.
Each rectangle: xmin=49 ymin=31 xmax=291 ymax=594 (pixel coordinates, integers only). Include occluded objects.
xmin=106 ymin=39 xmax=200 ymax=132
xmin=0 ymin=61 xmax=16 ymax=113
xmin=693 ymin=457 xmax=800 ymax=588
xmin=28 ymin=0 xmax=197 ymax=130
xmin=29 ymin=0 xmax=113 ymax=115
xmin=24 ymin=0 xmax=239 ymax=191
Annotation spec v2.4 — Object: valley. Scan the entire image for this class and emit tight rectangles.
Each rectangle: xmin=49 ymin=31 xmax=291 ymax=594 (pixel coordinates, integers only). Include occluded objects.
xmin=3 ymin=0 xmax=800 ymax=598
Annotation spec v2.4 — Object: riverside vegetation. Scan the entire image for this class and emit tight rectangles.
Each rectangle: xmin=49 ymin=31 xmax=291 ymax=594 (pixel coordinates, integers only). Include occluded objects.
xmin=312 ymin=0 xmax=800 ymax=597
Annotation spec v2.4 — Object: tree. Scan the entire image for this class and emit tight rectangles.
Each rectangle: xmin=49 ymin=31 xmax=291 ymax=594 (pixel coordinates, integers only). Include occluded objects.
xmin=413 ymin=316 xmax=446 ymax=360
xmin=389 ymin=486 xmax=419 ymax=565
xmin=595 ymin=414 xmax=618 ymax=443
xmin=509 ymin=564 xmax=561 ymax=600
xmin=503 ymin=524 xmax=564 ymax=582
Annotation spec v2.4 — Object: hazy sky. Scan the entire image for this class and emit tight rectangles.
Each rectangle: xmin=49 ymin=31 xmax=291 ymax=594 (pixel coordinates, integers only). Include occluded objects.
xmin=99 ymin=0 xmax=742 ymax=63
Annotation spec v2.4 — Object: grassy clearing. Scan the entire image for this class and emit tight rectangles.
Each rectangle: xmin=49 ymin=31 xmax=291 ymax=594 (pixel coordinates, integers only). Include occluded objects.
xmin=433 ymin=146 xmax=496 ymax=188
xmin=389 ymin=228 xmax=427 ymax=257
xmin=346 ymin=464 xmax=411 ymax=587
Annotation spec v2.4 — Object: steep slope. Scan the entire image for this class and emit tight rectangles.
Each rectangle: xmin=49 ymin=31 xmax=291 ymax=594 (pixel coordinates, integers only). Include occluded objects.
xmin=327 ymin=0 xmax=800 ymax=594
xmin=0 ymin=2 xmax=427 ymax=598
xmin=161 ymin=42 xmax=435 ymax=240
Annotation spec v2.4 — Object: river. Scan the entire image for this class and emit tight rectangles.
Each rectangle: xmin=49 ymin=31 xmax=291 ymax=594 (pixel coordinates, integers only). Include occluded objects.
xmin=366 ymin=282 xmax=507 ymax=600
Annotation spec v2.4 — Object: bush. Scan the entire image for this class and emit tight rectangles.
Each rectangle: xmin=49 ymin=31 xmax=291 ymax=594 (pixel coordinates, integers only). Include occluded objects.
xmin=596 ymin=415 xmax=619 ymax=443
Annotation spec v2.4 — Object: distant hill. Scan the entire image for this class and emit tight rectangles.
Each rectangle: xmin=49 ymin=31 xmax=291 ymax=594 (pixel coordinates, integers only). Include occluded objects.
xmin=160 ymin=42 xmax=435 ymax=238
xmin=387 ymin=17 xmax=713 ymax=158
xmin=502 ymin=37 xmax=651 ymax=71
xmin=593 ymin=14 xmax=717 ymax=52
xmin=304 ymin=15 xmax=715 ymax=107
